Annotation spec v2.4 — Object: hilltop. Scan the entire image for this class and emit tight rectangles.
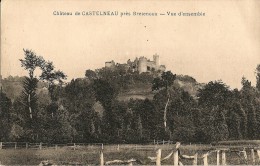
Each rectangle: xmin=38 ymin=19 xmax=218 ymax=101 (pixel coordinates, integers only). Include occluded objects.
xmin=2 ymin=76 xmax=48 ymax=102
xmin=117 ymin=74 xmax=204 ymax=101
xmin=2 ymin=54 xmax=204 ymax=102
xmin=2 ymin=73 xmax=204 ymax=102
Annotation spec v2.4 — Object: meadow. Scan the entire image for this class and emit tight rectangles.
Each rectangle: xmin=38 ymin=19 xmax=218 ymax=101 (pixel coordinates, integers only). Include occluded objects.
xmin=0 ymin=143 xmax=258 ymax=165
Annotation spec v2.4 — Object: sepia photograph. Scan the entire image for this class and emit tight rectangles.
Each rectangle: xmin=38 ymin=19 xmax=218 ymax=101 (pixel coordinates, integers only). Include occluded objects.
xmin=1 ymin=0 xmax=260 ymax=165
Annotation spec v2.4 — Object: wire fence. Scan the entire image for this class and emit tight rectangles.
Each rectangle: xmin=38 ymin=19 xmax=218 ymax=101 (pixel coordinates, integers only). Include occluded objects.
xmin=0 ymin=140 xmax=176 ymax=152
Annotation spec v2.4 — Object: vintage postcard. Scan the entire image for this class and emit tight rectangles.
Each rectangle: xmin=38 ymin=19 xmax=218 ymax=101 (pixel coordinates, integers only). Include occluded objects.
xmin=1 ymin=0 xmax=260 ymax=165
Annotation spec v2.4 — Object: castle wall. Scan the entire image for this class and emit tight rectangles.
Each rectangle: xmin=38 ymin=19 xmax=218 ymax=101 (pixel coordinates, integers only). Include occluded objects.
xmin=105 ymin=55 xmax=165 ymax=73
xmin=138 ymin=57 xmax=147 ymax=73
xmin=146 ymin=61 xmax=156 ymax=71
xmin=105 ymin=60 xmax=115 ymax=68
xmin=153 ymin=55 xmax=160 ymax=68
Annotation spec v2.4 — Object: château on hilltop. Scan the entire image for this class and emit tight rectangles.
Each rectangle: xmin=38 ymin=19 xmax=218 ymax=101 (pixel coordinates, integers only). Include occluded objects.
xmin=105 ymin=54 xmax=166 ymax=73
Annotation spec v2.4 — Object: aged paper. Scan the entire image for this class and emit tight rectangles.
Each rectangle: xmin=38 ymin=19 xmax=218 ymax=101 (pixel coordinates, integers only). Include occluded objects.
xmin=1 ymin=0 xmax=260 ymax=165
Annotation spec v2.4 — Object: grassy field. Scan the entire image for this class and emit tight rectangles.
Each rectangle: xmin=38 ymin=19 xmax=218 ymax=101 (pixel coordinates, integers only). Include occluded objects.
xmin=0 ymin=144 xmax=258 ymax=165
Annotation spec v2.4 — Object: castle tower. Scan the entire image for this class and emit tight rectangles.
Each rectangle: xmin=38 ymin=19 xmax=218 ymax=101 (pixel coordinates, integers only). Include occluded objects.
xmin=105 ymin=60 xmax=115 ymax=68
xmin=153 ymin=54 xmax=160 ymax=68
xmin=138 ymin=57 xmax=147 ymax=73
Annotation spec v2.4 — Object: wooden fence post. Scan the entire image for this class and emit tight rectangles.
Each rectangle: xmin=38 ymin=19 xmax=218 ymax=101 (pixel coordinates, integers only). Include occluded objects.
xmin=221 ymin=150 xmax=226 ymax=165
xmin=193 ymin=153 xmax=198 ymax=166
xmin=100 ymin=150 xmax=104 ymax=166
xmin=243 ymin=150 xmax=248 ymax=164
xmin=117 ymin=144 xmax=120 ymax=151
xmin=73 ymin=143 xmax=76 ymax=150
xmin=55 ymin=145 xmax=58 ymax=150
xmin=216 ymin=150 xmax=220 ymax=166
xmin=203 ymin=154 xmax=208 ymax=166
xmin=257 ymin=150 xmax=260 ymax=162
xmin=0 ymin=142 xmax=2 ymax=149
xmin=173 ymin=149 xmax=179 ymax=166
xmin=39 ymin=142 xmax=42 ymax=150
xmin=156 ymin=148 xmax=161 ymax=166
xmin=102 ymin=143 xmax=104 ymax=150
xmin=15 ymin=142 xmax=17 ymax=149
xmin=251 ymin=149 xmax=255 ymax=165
xmin=173 ymin=142 xmax=180 ymax=166
xmin=26 ymin=143 xmax=28 ymax=149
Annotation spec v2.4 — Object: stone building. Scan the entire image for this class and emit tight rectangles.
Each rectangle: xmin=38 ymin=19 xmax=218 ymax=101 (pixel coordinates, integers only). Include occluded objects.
xmin=105 ymin=60 xmax=116 ymax=69
xmin=105 ymin=54 xmax=166 ymax=73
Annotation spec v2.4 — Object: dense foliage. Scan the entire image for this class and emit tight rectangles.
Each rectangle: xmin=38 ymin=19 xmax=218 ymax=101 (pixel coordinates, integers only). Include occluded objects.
xmin=1 ymin=49 xmax=260 ymax=143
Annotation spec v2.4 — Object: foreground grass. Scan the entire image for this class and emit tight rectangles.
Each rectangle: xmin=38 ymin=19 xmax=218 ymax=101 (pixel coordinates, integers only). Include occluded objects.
xmin=0 ymin=144 xmax=258 ymax=165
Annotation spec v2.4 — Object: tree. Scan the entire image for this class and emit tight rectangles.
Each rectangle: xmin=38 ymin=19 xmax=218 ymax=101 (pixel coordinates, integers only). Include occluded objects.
xmin=19 ymin=49 xmax=69 ymax=142
xmin=247 ymin=103 xmax=257 ymax=139
xmin=92 ymin=79 xmax=119 ymax=140
xmin=44 ymin=106 xmax=76 ymax=143
xmin=227 ymin=111 xmax=242 ymax=139
xmin=85 ymin=69 xmax=97 ymax=80
xmin=226 ymin=101 xmax=247 ymax=139
xmin=161 ymin=87 xmax=196 ymax=140
xmin=172 ymin=116 xmax=195 ymax=142
xmin=40 ymin=61 xmax=67 ymax=117
xmin=0 ymin=92 xmax=12 ymax=140
xmin=20 ymin=49 xmax=45 ymax=79
xmin=138 ymin=99 xmax=157 ymax=140
xmin=196 ymin=81 xmax=232 ymax=142
xmin=93 ymin=79 xmax=117 ymax=110
xmin=240 ymin=77 xmax=257 ymax=138
xmin=152 ymin=71 xmax=176 ymax=131
xmin=255 ymin=100 xmax=260 ymax=138
xmin=19 ymin=49 xmax=45 ymax=119
xmin=204 ymin=110 xmax=229 ymax=142
xmin=63 ymin=78 xmax=98 ymax=142
xmin=20 ymin=77 xmax=38 ymax=119
xmin=197 ymin=80 xmax=231 ymax=110
xmin=256 ymin=64 xmax=260 ymax=91
xmin=40 ymin=61 xmax=67 ymax=95
xmin=110 ymin=100 xmax=129 ymax=142
xmin=192 ymin=108 xmax=209 ymax=143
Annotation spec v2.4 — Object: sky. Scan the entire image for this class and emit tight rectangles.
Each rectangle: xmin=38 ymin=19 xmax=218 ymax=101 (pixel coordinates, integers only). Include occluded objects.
xmin=1 ymin=0 xmax=260 ymax=89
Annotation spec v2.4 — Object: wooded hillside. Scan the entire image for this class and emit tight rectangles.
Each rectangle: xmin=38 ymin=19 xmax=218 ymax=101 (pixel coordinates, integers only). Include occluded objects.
xmin=1 ymin=49 xmax=260 ymax=144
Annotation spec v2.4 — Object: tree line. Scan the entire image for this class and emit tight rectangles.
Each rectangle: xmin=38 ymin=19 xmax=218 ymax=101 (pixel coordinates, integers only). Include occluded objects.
xmin=0 ymin=49 xmax=260 ymax=144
